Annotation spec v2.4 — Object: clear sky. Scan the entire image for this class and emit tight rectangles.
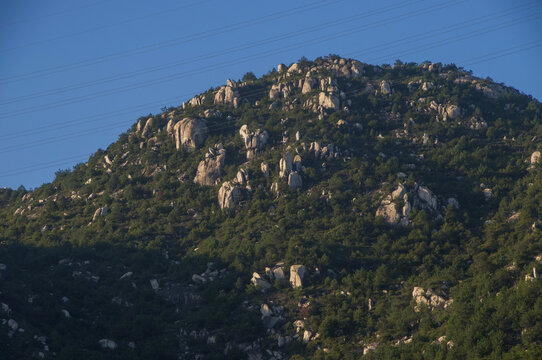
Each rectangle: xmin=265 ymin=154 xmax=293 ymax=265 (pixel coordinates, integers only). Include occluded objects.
xmin=1 ymin=0 xmax=541 ymax=189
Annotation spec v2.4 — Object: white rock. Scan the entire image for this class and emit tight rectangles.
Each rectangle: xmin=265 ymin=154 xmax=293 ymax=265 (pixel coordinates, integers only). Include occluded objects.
xmin=531 ymin=151 xmax=541 ymax=165
xmin=251 ymin=272 xmax=271 ymax=291
xmin=218 ymin=181 xmax=241 ymax=209
xmin=119 ymin=272 xmax=133 ymax=280
xmin=173 ymin=118 xmax=208 ymax=151
xmin=98 ymin=339 xmax=117 ymax=350
xmin=279 ymin=153 xmax=293 ymax=179
xmin=61 ymin=309 xmax=71 ymax=318
xmin=380 ymin=80 xmax=392 ymax=95
xmin=150 ymin=279 xmax=159 ymax=290
xmin=290 ymin=265 xmax=307 ymax=288
xmin=8 ymin=319 xmax=18 ymax=331
xmin=303 ymin=330 xmax=312 ymax=343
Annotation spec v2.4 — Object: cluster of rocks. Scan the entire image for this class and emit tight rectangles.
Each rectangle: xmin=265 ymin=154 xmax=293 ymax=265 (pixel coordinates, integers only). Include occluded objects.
xmin=260 ymin=303 xmax=285 ymax=329
xmin=524 ymin=267 xmax=538 ymax=282
xmin=454 ymin=75 xmax=514 ymax=99
xmin=250 ymin=264 xmax=307 ymax=291
xmin=412 ymin=286 xmax=453 ymax=312
xmin=239 ymin=124 xmax=269 ymax=159
xmin=376 ymin=183 xmax=448 ymax=225
xmin=407 ymin=79 xmax=435 ymax=92
xmin=192 ymin=262 xmax=227 ymax=284
xmin=214 ymin=79 xmax=240 ymax=108
xmin=136 ymin=117 xmax=154 ymax=138
xmin=276 ymin=152 xmax=303 ymax=191
xmin=194 ymin=144 xmax=226 ymax=186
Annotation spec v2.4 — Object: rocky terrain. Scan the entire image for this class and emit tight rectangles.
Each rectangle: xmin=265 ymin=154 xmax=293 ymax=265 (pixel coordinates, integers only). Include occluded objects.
xmin=1 ymin=55 xmax=541 ymax=359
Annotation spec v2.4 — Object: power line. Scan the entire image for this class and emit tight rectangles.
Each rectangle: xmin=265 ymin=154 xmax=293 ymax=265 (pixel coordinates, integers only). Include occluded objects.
xmin=0 ymin=153 xmax=93 ymax=178
xmin=0 ymin=0 xmax=111 ymax=29
xmin=0 ymin=0 xmax=465 ymax=119
xmin=363 ymin=11 xmax=542 ymax=64
xmin=0 ymin=0 xmax=344 ymax=84
xmin=461 ymin=40 xmax=542 ymax=66
xmin=0 ymin=0 xmax=213 ymax=53
xmin=0 ymin=0 xmax=534 ymax=143
xmin=0 ymin=0 xmax=423 ymax=106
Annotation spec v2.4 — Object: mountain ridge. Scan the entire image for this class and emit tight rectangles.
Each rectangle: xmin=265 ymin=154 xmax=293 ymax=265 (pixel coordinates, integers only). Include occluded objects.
xmin=1 ymin=55 xmax=542 ymax=359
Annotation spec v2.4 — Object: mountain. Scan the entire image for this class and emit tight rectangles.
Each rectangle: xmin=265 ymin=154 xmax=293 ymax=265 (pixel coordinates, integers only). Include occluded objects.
xmin=1 ymin=55 xmax=542 ymax=360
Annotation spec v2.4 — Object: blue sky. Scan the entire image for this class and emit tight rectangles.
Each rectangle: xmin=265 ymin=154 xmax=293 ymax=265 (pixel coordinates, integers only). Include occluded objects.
xmin=1 ymin=0 xmax=541 ymax=189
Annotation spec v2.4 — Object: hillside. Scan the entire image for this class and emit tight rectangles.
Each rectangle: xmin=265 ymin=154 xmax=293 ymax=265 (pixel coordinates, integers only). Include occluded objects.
xmin=1 ymin=55 xmax=542 ymax=360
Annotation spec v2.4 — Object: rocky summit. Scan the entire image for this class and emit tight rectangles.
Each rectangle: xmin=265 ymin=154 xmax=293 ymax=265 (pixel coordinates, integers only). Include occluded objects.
xmin=1 ymin=55 xmax=542 ymax=359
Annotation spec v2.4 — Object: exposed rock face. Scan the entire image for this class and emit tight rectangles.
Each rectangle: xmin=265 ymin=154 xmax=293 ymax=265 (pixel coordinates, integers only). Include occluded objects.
xmin=239 ymin=125 xmax=269 ymax=159
xmin=269 ymin=82 xmax=293 ymax=99
xmin=302 ymin=77 xmax=317 ymax=94
xmin=277 ymin=63 xmax=286 ymax=73
xmin=279 ymin=153 xmax=293 ymax=179
xmin=376 ymin=184 xmax=410 ymax=225
xmin=412 ymin=287 xmax=453 ymax=312
xmin=287 ymin=63 xmax=301 ymax=75
xmin=218 ymin=181 xmax=240 ymax=209
xmin=445 ymin=104 xmax=461 ymax=119
xmin=194 ymin=145 xmax=226 ymax=186
xmin=251 ymin=272 xmax=272 ymax=291
xmin=318 ymin=92 xmax=340 ymax=110
xmin=531 ymin=151 xmax=541 ymax=165
xmin=235 ymin=168 xmax=249 ymax=185
xmin=290 ymin=265 xmax=307 ymax=288
xmin=99 ymin=339 xmax=117 ymax=350
xmin=214 ymin=79 xmax=240 ymax=108
xmin=141 ymin=117 xmax=153 ymax=138
xmin=417 ymin=186 xmax=437 ymax=210
xmin=92 ymin=206 xmax=109 ymax=221
xmin=288 ymin=172 xmax=302 ymax=190
xmin=380 ymin=80 xmax=392 ymax=95
xmin=173 ymin=118 xmax=208 ymax=151
xmin=261 ymin=162 xmax=270 ymax=177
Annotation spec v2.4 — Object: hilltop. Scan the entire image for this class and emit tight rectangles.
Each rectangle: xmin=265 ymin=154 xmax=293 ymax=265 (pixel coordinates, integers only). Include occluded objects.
xmin=1 ymin=55 xmax=542 ymax=359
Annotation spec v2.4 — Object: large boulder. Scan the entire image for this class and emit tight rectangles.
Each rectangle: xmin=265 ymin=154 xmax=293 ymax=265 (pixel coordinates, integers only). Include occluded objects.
xmin=194 ymin=145 xmax=226 ymax=186
xmin=288 ymin=172 xmax=302 ymax=190
xmin=531 ymin=151 xmax=541 ymax=165
xmin=290 ymin=265 xmax=307 ymax=288
xmin=218 ymin=181 xmax=240 ymax=209
xmin=279 ymin=153 xmax=293 ymax=178
xmin=380 ymin=80 xmax=392 ymax=95
xmin=173 ymin=118 xmax=208 ymax=151
xmin=318 ymin=92 xmax=340 ymax=110
xmin=251 ymin=272 xmax=272 ymax=291
xmin=140 ymin=117 xmax=153 ymax=138
xmin=417 ymin=186 xmax=437 ymax=210
xmin=445 ymin=104 xmax=461 ymax=119
xmin=302 ymin=77 xmax=317 ymax=94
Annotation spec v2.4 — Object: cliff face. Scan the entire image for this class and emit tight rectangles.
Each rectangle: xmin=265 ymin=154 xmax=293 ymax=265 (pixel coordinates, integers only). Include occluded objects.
xmin=1 ymin=55 xmax=542 ymax=359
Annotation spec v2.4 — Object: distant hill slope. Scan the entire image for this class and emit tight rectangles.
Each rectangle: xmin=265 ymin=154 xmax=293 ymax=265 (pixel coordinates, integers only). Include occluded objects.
xmin=1 ymin=55 xmax=541 ymax=360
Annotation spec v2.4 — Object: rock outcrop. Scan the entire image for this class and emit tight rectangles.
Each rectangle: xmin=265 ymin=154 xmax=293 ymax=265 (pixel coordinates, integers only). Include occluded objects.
xmin=290 ymin=265 xmax=307 ymax=288
xmin=194 ymin=145 xmax=226 ymax=186
xmin=251 ymin=272 xmax=272 ymax=291
xmin=380 ymin=80 xmax=392 ymax=95
xmin=214 ymin=79 xmax=240 ymax=108
xmin=288 ymin=172 xmax=302 ymax=190
xmin=218 ymin=181 xmax=240 ymax=209
xmin=412 ymin=287 xmax=453 ymax=312
xmin=376 ymin=184 xmax=410 ymax=225
xmin=92 ymin=206 xmax=109 ymax=221
xmin=173 ymin=118 xmax=208 ymax=151
xmin=279 ymin=153 xmax=293 ymax=179
xmin=239 ymin=125 xmax=269 ymax=159
xmin=530 ymin=151 xmax=541 ymax=165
